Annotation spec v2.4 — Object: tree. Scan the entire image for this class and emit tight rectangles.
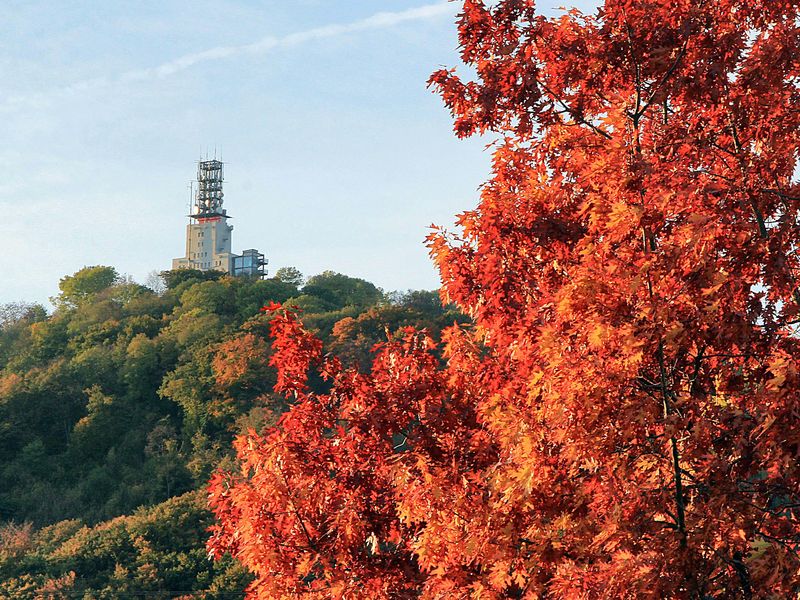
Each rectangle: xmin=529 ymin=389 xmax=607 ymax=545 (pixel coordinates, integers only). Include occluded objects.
xmin=273 ymin=267 xmax=305 ymax=288
xmin=0 ymin=302 xmax=46 ymax=329
xmin=159 ymin=268 xmax=224 ymax=291
xmin=210 ymin=1 xmax=800 ymax=597
xmin=234 ymin=278 xmax=299 ymax=319
xmin=0 ymin=493 xmax=250 ymax=598
xmin=328 ymin=297 xmax=465 ymax=369
xmin=208 ymin=309 xmax=479 ymax=597
xmin=212 ymin=332 xmax=272 ymax=397
xmin=303 ymin=271 xmax=383 ymax=310
xmin=144 ymin=270 xmax=167 ymax=295
xmin=54 ymin=266 xmax=119 ymax=307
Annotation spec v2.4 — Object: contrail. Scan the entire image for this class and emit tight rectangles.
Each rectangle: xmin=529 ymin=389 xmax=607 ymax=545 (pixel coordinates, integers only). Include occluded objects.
xmin=0 ymin=2 xmax=456 ymax=112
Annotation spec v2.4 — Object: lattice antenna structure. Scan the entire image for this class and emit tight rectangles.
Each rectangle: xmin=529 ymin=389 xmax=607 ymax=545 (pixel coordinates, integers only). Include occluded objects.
xmin=194 ymin=159 xmax=225 ymax=216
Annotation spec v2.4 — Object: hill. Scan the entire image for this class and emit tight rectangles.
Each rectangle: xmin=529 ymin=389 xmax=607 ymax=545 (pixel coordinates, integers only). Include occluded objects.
xmin=0 ymin=266 xmax=463 ymax=597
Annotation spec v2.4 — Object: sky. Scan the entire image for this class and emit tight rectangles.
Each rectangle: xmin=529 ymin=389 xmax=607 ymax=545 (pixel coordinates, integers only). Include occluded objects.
xmin=0 ymin=0 xmax=597 ymax=306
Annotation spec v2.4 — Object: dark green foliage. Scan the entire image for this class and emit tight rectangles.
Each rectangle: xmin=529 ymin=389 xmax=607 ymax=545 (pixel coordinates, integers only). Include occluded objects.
xmin=0 ymin=265 xmax=461 ymax=592
xmin=0 ymin=492 xmax=250 ymax=598
xmin=272 ymin=266 xmax=304 ymax=287
xmin=302 ymin=270 xmax=384 ymax=310
xmin=159 ymin=268 xmax=225 ymax=290
xmin=234 ymin=278 xmax=297 ymax=319
xmin=0 ymin=269 xmax=290 ymax=526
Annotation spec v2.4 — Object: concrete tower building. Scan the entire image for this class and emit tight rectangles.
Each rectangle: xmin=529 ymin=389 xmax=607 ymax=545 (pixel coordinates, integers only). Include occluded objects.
xmin=172 ymin=159 xmax=266 ymax=277
xmin=172 ymin=160 xmax=234 ymax=273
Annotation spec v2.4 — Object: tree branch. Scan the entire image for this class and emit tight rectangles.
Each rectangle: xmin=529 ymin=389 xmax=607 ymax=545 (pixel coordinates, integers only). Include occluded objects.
xmin=538 ymin=80 xmax=612 ymax=140
xmin=657 ymin=340 xmax=688 ymax=547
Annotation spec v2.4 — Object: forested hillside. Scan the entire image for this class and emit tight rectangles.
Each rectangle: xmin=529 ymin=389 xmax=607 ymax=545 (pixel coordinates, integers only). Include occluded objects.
xmin=0 ymin=266 xmax=462 ymax=598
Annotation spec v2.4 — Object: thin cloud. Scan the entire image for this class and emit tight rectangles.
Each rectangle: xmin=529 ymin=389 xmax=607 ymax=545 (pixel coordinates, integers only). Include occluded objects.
xmin=0 ymin=2 xmax=455 ymax=112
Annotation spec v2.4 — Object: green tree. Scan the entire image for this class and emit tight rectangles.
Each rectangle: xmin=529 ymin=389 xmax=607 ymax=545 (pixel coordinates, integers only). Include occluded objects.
xmin=273 ymin=266 xmax=304 ymax=287
xmin=233 ymin=278 xmax=298 ymax=319
xmin=160 ymin=268 xmax=224 ymax=290
xmin=54 ymin=266 xmax=119 ymax=307
xmin=303 ymin=271 xmax=383 ymax=310
xmin=179 ymin=280 xmax=236 ymax=317
xmin=122 ymin=334 xmax=162 ymax=398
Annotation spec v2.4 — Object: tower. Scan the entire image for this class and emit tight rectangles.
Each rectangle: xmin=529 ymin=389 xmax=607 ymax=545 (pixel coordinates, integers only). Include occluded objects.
xmin=172 ymin=158 xmax=268 ymax=277
xmin=172 ymin=159 xmax=235 ymax=273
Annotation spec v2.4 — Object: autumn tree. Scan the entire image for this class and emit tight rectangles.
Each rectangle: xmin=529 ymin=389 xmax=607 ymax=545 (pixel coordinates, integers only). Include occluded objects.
xmin=209 ymin=1 xmax=800 ymax=597
xmin=209 ymin=308 xmax=495 ymax=597
xmin=329 ymin=292 xmax=465 ymax=368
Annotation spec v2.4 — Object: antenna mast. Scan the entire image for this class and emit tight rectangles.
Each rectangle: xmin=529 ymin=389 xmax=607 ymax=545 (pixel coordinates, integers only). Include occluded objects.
xmin=187 ymin=181 xmax=194 ymax=222
xmin=192 ymin=159 xmax=226 ymax=217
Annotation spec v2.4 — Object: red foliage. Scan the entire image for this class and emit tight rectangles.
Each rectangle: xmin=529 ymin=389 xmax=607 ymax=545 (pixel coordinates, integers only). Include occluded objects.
xmin=212 ymin=333 xmax=270 ymax=390
xmin=208 ymin=309 xmax=493 ymax=597
xmin=210 ymin=1 xmax=800 ymax=596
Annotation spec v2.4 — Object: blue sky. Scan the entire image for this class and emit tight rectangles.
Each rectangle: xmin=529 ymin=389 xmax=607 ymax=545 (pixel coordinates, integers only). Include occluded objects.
xmin=0 ymin=0 xmax=596 ymax=305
